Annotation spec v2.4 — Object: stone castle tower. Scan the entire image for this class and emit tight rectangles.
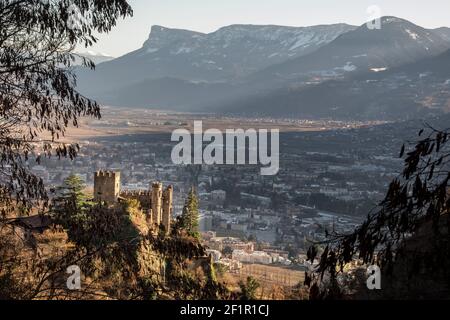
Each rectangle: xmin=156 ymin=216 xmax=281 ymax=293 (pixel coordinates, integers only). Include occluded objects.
xmin=93 ymin=170 xmax=173 ymax=234
xmin=151 ymin=182 xmax=163 ymax=226
xmin=94 ymin=171 xmax=121 ymax=204
xmin=162 ymin=185 xmax=173 ymax=234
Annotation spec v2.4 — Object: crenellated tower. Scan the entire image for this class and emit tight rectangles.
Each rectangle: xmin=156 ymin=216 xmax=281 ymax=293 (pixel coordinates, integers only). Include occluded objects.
xmin=151 ymin=182 xmax=163 ymax=226
xmin=162 ymin=185 xmax=173 ymax=234
xmin=94 ymin=170 xmax=121 ymax=204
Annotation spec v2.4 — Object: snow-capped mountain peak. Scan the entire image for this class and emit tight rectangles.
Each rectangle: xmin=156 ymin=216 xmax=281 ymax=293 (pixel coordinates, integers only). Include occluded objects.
xmin=136 ymin=23 xmax=357 ymax=80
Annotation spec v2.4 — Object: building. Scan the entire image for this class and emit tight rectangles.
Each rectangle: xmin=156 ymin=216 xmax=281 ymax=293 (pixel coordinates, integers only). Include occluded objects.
xmin=93 ymin=170 xmax=173 ymax=234
xmin=93 ymin=170 xmax=121 ymax=204
xmin=199 ymin=213 xmax=213 ymax=232
xmin=10 ymin=215 xmax=52 ymax=240
xmin=211 ymin=190 xmax=226 ymax=202
xmin=206 ymin=237 xmax=254 ymax=253
xmin=232 ymin=250 xmax=273 ymax=265
xmin=217 ymin=258 xmax=242 ymax=272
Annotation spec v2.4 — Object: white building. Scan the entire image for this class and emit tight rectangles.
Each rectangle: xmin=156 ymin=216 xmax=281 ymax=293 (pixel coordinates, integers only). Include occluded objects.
xmin=232 ymin=250 xmax=273 ymax=265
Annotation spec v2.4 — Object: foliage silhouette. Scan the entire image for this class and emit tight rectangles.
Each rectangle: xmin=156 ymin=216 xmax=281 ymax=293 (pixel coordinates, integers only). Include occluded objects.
xmin=306 ymin=124 xmax=450 ymax=299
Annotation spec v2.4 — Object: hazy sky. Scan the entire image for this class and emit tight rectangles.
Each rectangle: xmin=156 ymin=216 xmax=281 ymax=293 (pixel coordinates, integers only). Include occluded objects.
xmin=83 ymin=0 xmax=450 ymax=57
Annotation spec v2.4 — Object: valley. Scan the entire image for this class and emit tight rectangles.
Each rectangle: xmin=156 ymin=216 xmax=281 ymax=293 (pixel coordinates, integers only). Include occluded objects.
xmin=60 ymin=106 xmax=387 ymax=141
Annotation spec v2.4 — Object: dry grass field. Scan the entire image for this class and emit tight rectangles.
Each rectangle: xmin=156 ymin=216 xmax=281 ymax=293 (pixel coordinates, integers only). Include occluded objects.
xmin=37 ymin=105 xmax=382 ymax=143
xmin=221 ymin=263 xmax=306 ymax=299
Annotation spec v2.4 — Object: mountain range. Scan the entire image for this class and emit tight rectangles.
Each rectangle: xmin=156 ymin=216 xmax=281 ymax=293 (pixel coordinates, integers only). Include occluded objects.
xmin=221 ymin=49 xmax=450 ymax=120
xmin=76 ymin=23 xmax=355 ymax=95
xmin=76 ymin=17 xmax=450 ymax=120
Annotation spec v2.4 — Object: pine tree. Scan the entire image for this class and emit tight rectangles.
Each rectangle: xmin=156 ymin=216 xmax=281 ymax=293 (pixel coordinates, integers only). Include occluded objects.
xmin=180 ymin=188 xmax=200 ymax=239
xmin=239 ymin=276 xmax=260 ymax=300
xmin=51 ymin=174 xmax=92 ymax=229
xmin=61 ymin=175 xmax=87 ymax=204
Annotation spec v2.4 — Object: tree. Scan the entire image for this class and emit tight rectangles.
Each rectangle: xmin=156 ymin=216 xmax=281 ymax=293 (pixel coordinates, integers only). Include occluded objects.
xmin=238 ymin=276 xmax=260 ymax=300
xmin=50 ymin=174 xmax=91 ymax=239
xmin=0 ymin=0 xmax=133 ymax=217
xmin=179 ymin=188 xmax=200 ymax=239
xmin=0 ymin=0 xmax=133 ymax=300
xmin=56 ymin=174 xmax=88 ymax=204
xmin=0 ymin=2 xmax=234 ymax=300
xmin=306 ymin=124 xmax=450 ymax=299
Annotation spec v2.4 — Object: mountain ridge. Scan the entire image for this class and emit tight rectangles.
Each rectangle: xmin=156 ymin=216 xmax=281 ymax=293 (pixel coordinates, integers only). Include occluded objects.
xmin=76 ymin=22 xmax=357 ymax=96
xmin=218 ymin=48 xmax=450 ymax=120
xmin=246 ymin=16 xmax=450 ymax=83
xmin=75 ymin=17 xmax=450 ymax=120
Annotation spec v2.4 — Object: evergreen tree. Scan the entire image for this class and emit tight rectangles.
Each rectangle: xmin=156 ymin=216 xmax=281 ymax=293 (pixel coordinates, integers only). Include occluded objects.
xmin=60 ymin=174 xmax=87 ymax=204
xmin=239 ymin=276 xmax=260 ymax=300
xmin=180 ymin=188 xmax=200 ymax=239
xmin=51 ymin=174 xmax=92 ymax=230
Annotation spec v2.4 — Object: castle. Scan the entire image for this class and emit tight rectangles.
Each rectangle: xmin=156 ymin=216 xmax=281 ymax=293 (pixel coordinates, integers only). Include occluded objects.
xmin=94 ymin=170 xmax=173 ymax=234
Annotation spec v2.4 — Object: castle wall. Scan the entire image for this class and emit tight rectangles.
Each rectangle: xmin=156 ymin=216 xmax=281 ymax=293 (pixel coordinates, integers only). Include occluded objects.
xmin=120 ymin=190 xmax=152 ymax=209
xmin=94 ymin=171 xmax=173 ymax=234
